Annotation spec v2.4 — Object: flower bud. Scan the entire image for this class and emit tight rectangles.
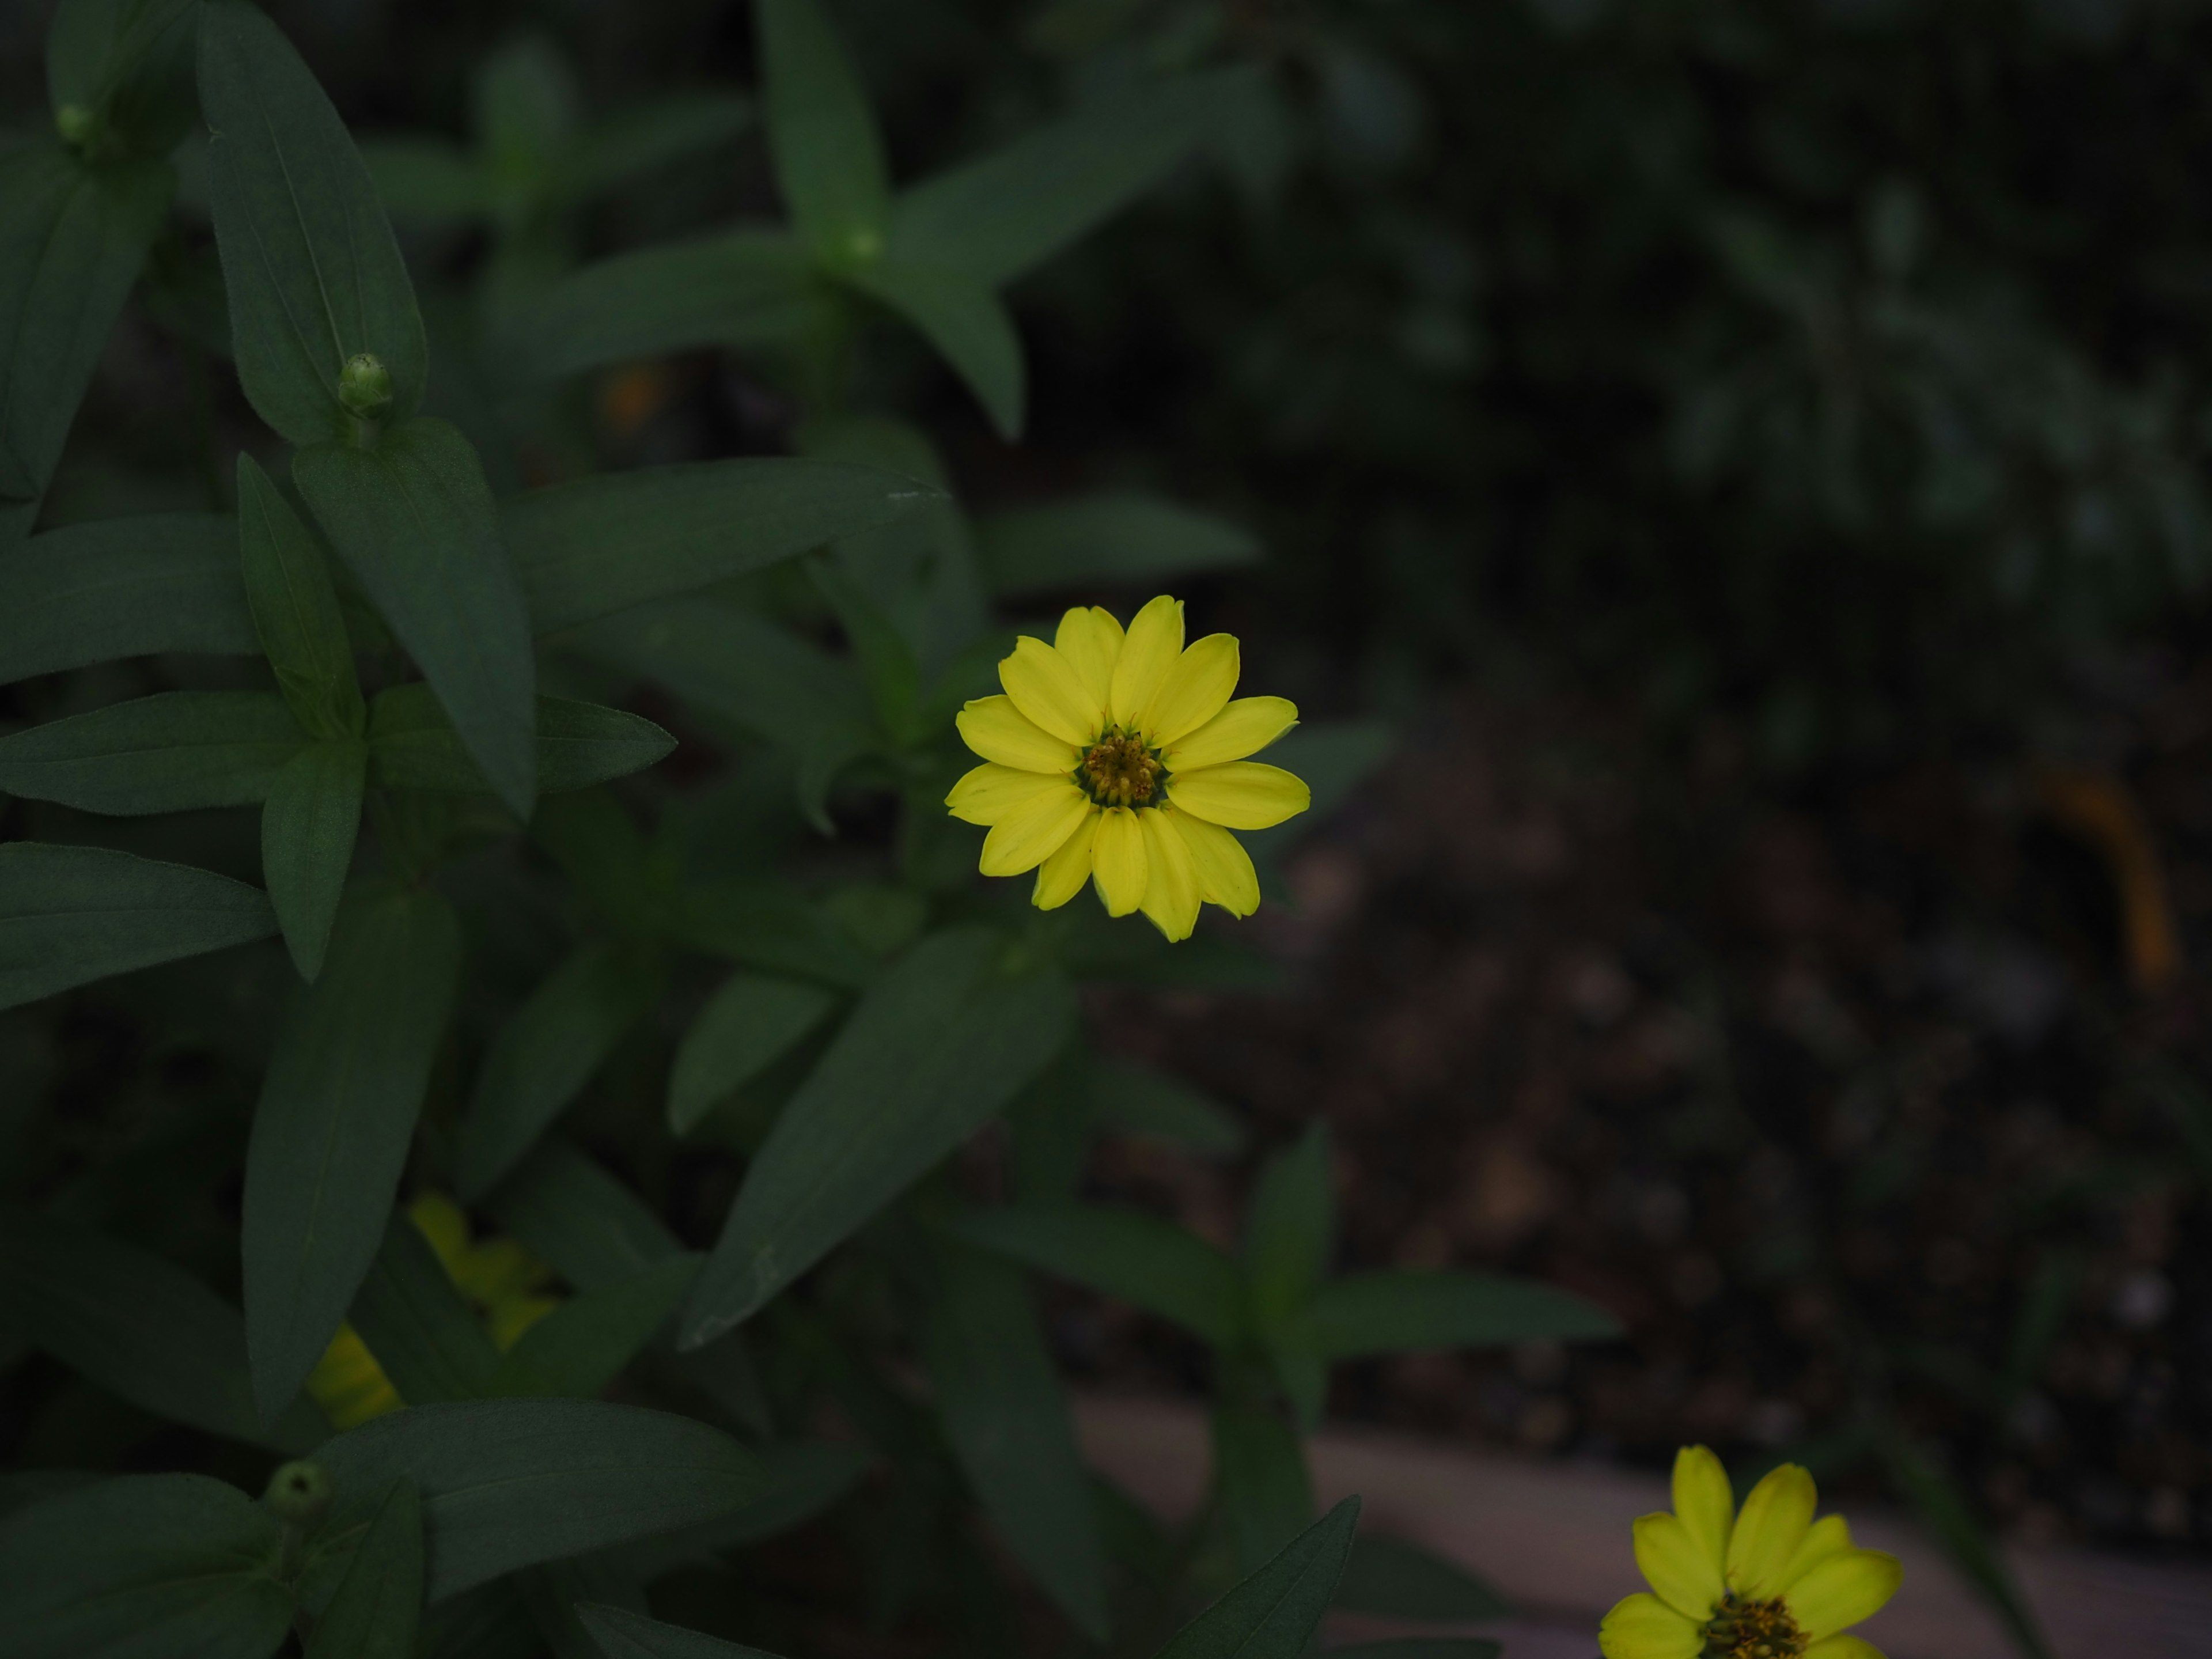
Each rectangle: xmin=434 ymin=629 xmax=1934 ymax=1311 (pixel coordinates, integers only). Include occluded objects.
xmin=338 ymin=353 xmax=393 ymax=421
xmin=54 ymin=104 xmax=99 ymax=150
xmin=263 ymin=1459 xmax=335 ymax=1529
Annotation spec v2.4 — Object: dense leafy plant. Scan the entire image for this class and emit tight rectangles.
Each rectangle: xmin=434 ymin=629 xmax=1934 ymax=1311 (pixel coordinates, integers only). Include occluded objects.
xmin=0 ymin=3 xmax=1619 ymax=1654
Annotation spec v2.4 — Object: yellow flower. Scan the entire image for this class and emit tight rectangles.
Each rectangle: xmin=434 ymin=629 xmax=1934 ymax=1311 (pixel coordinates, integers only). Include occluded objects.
xmin=947 ymin=595 xmax=1310 ymax=941
xmin=1600 ymin=1449 xmax=1903 ymax=1659
xmin=304 ymin=1192 xmax=560 ymax=1429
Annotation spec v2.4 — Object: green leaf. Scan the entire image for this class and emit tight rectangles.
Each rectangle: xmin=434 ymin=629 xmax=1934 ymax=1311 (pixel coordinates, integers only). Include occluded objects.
xmin=1246 ymin=1122 xmax=1334 ymax=1330
xmin=575 ymin=599 xmax=873 ymax=830
xmin=924 ymin=1239 xmax=1107 ymax=1640
xmin=482 ymin=1137 xmax=683 ymax=1293
xmin=262 ymin=738 xmax=367 ymax=981
xmin=366 ymin=685 xmax=671 ymax=800
xmin=513 ymin=231 xmax=819 ymax=381
xmin=756 ymin=0 xmax=890 ymax=265
xmin=348 ymin=1208 xmax=503 ymax=1407
xmin=506 ymin=458 xmax=940 ymax=635
xmin=47 ymin=0 xmax=200 ymax=154
xmin=0 ymin=842 xmax=278 ymax=1013
xmin=237 ymin=453 xmax=364 ymax=741
xmin=293 ymin=418 xmax=537 ymax=817
xmin=358 ymin=137 xmax=487 ymax=227
xmin=1307 ymin=1271 xmax=1620 ymax=1360
xmin=889 ymin=78 xmax=1214 ymax=286
xmin=1089 ymin=1055 xmax=1246 ymax=1157
xmin=491 ymin=1255 xmax=700 ymax=1399
xmin=680 ymin=929 xmax=1076 ymax=1346
xmin=945 ymin=1205 xmax=1243 ymax=1346
xmin=804 ymin=551 xmax=922 ymax=743
xmin=1334 ymin=1535 xmax=1509 ymax=1622
xmin=198 ymin=0 xmax=427 ymax=444
xmin=668 ymin=973 xmax=839 ymax=1135
xmin=671 ymin=882 xmax=879 ymax=990
xmin=0 ymin=1474 xmax=294 ymax=1659
xmin=0 ymin=147 xmax=172 ymax=503
xmin=0 ymin=1202 xmax=322 ymax=1452
xmin=845 ymin=262 xmax=1025 ymax=440
xmin=308 ymin=1399 xmax=764 ymax=1603
xmin=569 ymin=94 xmax=754 ymax=200
xmin=516 ymin=1556 xmax=647 ymax=1659
xmin=0 ymin=513 xmax=256 ymax=684
xmin=975 ymin=491 xmax=1260 ymax=599
xmin=604 ymin=1439 xmax=872 ymax=1583
xmin=575 ymin=1605 xmax=785 ymax=1659
xmin=1213 ymin=1402 xmax=1313 ymax=1575
xmin=304 ymin=1477 xmax=423 ymax=1659
xmin=0 ymin=690 xmax=305 ymax=815
xmin=243 ymin=884 xmax=461 ymax=1423
xmin=455 ymin=941 xmax=665 ymax=1200
xmin=1156 ymin=1496 xmax=1361 ymax=1659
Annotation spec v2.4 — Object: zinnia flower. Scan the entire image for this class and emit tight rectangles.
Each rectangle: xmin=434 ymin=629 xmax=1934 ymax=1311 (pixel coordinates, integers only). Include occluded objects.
xmin=948 ymin=595 xmax=1309 ymax=940
xmin=1600 ymin=1448 xmax=1903 ymax=1659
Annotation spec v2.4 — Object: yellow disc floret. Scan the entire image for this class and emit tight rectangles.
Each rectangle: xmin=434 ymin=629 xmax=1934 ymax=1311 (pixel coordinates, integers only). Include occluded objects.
xmin=946 ymin=594 xmax=1310 ymax=942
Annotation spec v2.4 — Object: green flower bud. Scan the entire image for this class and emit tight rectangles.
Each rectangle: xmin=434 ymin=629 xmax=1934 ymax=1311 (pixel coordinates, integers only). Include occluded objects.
xmin=54 ymin=104 xmax=100 ymax=149
xmin=338 ymin=353 xmax=393 ymax=421
xmin=843 ymin=225 xmax=884 ymax=265
xmin=263 ymin=1459 xmax=335 ymax=1529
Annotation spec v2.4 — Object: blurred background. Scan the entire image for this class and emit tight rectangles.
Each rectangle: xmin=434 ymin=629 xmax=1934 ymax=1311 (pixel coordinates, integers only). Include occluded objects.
xmin=7 ymin=0 xmax=2211 ymax=1594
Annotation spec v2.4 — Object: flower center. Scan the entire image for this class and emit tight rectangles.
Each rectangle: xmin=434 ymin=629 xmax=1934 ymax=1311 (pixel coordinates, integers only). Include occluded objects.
xmin=1079 ymin=727 xmax=1163 ymax=808
xmin=1703 ymin=1593 xmax=1806 ymax=1659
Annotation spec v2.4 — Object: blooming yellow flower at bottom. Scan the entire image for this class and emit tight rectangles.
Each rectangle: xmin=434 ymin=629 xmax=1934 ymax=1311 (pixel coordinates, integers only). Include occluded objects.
xmin=1600 ymin=1448 xmax=1903 ymax=1659
xmin=948 ymin=595 xmax=1310 ymax=941
xmin=305 ymin=1192 xmax=559 ymax=1429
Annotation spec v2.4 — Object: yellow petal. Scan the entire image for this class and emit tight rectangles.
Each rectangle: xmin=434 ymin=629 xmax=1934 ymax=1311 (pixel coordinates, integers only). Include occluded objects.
xmin=1143 ymin=632 xmax=1240 ymax=745
xmin=1000 ymin=635 xmax=1104 ymax=747
xmin=957 ymin=696 xmax=1081 ymax=773
xmin=980 ymin=785 xmax=1090 ymax=877
xmin=1033 ymin=808 xmax=1100 ymax=910
xmin=1137 ymin=807 xmax=1202 ymax=941
xmin=1172 ymin=809 xmax=1261 ymax=916
xmin=1108 ymin=594 xmax=1183 ymax=731
xmin=1090 ymin=805 xmax=1148 ymax=916
xmin=1164 ymin=695 xmax=1298 ymax=771
xmin=1779 ymin=1514 xmax=1855 ymax=1590
xmin=1634 ymin=1512 xmax=1724 ymax=1622
xmin=1726 ymin=1464 xmax=1817 ymax=1597
xmin=1672 ymin=1445 xmax=1734 ymax=1578
xmin=1598 ymin=1592 xmax=1701 ymax=1659
xmin=1804 ymin=1638 xmax=1887 ymax=1659
xmin=1165 ymin=761 xmax=1310 ymax=830
xmin=947 ymin=762 xmax=1074 ymax=826
xmin=1785 ymin=1549 xmax=1902 ymax=1641
xmin=1055 ymin=606 xmax=1124 ymax=711
xmin=488 ymin=1291 xmax=559 ymax=1352
xmin=306 ymin=1325 xmax=401 ymax=1428
xmin=408 ymin=1191 xmax=471 ymax=1270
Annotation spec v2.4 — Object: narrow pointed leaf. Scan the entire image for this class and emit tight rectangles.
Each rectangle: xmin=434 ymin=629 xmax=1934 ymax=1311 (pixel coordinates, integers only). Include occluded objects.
xmin=0 ymin=690 xmax=305 ymax=815
xmin=238 ymin=452 xmax=364 ymax=741
xmin=1246 ymin=1122 xmax=1334 ymax=1330
xmin=1308 ymin=1271 xmax=1621 ymax=1358
xmin=0 ymin=1474 xmax=294 ymax=1659
xmin=672 ymin=882 xmax=878 ymax=990
xmin=304 ymin=1478 xmax=423 ymax=1659
xmin=976 ymin=491 xmax=1260 ymax=599
xmin=577 ymin=1605 xmax=785 ymax=1659
xmin=491 ymin=1255 xmax=700 ymax=1399
xmin=669 ymin=973 xmax=839 ymax=1134
xmin=347 ymin=1209 xmax=502 ymax=1407
xmin=925 ymin=1240 xmax=1107 ymax=1639
xmin=680 ymin=929 xmax=1075 ymax=1347
xmin=483 ymin=1137 xmax=683 ymax=1293
xmin=846 ymin=262 xmax=1024 ymax=440
xmin=1090 ymin=1055 xmax=1246 ymax=1157
xmin=262 ymin=738 xmax=366 ymax=981
xmin=1214 ymin=1402 xmax=1313 ymax=1575
xmin=366 ymin=685 xmax=672 ymax=798
xmin=198 ymin=0 xmax=426 ymax=443
xmin=604 ymin=1440 xmax=872 ymax=1582
xmin=889 ymin=77 xmax=1215 ymax=285
xmin=945 ymin=1204 xmax=1243 ymax=1346
xmin=1334 ymin=1535 xmax=1510 ymax=1622
xmin=47 ymin=0 xmax=200 ymax=146
xmin=306 ymin=1399 xmax=763 ymax=1603
xmin=1327 ymin=1643 xmax=1499 ymax=1659
xmin=506 ymin=457 xmax=941 ymax=634
xmin=456 ymin=941 xmax=665 ymax=1200
xmin=756 ymin=0 xmax=889 ymax=263
xmin=0 ymin=1203 xmax=323 ymax=1452
xmin=515 ymin=230 xmax=817 ymax=380
xmin=1156 ymin=1496 xmax=1361 ymax=1659
xmin=0 ymin=146 xmax=172 ymax=502
xmin=569 ymin=93 xmax=754 ymax=199
xmin=358 ymin=137 xmax=489 ymax=226
xmin=294 ymin=418 xmax=536 ymax=816
xmin=0 ymin=513 xmax=256 ymax=683
xmin=244 ymin=884 xmax=461 ymax=1423
xmin=0 ymin=842 xmax=278 ymax=1012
